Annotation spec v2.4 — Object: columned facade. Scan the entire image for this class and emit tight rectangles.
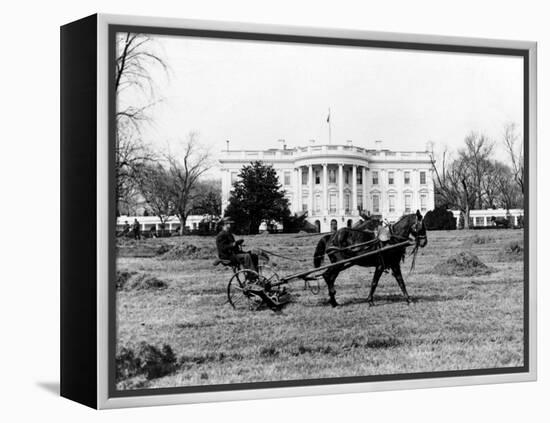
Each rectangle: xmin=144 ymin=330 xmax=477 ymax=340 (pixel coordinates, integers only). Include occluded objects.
xmin=219 ymin=144 xmax=435 ymax=233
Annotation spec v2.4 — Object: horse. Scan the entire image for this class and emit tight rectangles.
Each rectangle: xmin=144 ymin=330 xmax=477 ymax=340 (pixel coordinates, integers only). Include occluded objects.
xmin=313 ymin=210 xmax=428 ymax=307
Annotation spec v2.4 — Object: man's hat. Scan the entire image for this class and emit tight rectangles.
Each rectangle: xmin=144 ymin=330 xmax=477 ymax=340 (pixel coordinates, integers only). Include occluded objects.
xmin=221 ymin=217 xmax=235 ymax=224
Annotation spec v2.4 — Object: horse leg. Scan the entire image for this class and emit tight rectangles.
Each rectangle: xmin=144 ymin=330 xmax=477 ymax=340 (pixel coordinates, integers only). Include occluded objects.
xmin=391 ymin=264 xmax=412 ymax=304
xmin=322 ymin=268 xmax=339 ymax=307
xmin=366 ymin=265 xmax=384 ymax=306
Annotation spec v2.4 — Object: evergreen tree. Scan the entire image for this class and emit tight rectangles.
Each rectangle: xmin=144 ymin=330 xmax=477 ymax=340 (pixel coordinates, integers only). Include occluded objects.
xmin=225 ymin=161 xmax=290 ymax=234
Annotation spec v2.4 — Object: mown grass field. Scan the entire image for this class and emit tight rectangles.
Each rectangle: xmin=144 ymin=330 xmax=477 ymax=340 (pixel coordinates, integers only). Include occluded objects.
xmin=115 ymin=229 xmax=524 ymax=390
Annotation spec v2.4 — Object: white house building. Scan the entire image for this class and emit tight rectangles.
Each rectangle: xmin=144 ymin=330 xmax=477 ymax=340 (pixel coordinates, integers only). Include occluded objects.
xmin=219 ymin=142 xmax=435 ymax=233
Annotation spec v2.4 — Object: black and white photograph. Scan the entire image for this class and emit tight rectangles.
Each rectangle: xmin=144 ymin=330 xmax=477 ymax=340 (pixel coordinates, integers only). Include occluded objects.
xmin=112 ymin=26 xmax=528 ymax=394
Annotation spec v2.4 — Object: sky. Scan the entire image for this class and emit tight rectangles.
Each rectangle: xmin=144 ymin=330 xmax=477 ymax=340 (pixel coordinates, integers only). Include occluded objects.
xmin=119 ymin=33 xmax=524 ymax=176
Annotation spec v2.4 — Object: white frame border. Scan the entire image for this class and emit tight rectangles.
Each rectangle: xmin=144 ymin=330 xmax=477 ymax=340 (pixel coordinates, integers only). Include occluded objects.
xmin=96 ymin=13 xmax=537 ymax=409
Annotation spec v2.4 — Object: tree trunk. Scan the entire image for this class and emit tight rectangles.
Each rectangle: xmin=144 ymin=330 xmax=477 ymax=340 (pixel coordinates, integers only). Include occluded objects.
xmin=178 ymin=215 xmax=187 ymax=234
xmin=464 ymin=206 xmax=470 ymax=230
xmin=249 ymin=218 xmax=261 ymax=235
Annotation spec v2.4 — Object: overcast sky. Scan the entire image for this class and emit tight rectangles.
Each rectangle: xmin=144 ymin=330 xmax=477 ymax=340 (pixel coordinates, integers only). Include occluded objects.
xmin=121 ymin=33 xmax=524 ymax=175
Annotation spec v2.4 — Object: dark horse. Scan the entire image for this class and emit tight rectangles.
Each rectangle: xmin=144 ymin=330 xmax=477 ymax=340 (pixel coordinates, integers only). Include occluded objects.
xmin=313 ymin=211 xmax=428 ymax=307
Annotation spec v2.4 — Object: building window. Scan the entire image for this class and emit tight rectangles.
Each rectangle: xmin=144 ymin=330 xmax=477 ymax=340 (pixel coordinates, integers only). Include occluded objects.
xmin=345 ymin=170 xmax=350 ymax=184
xmin=329 ymin=193 xmax=337 ymax=214
xmin=372 ymin=171 xmax=379 ymax=185
xmin=329 ymin=168 xmax=336 ymax=184
xmin=302 ymin=169 xmax=307 ymax=185
xmin=315 ymin=169 xmax=321 ymax=185
xmin=357 ymin=192 xmax=363 ymax=210
xmin=388 ymin=171 xmax=394 ymax=185
xmin=475 ymin=217 xmax=484 ymax=226
xmin=388 ymin=194 xmax=396 ymax=212
xmin=357 ymin=171 xmax=363 ymax=185
xmin=345 ymin=194 xmax=351 ymax=213
xmin=231 ymin=172 xmax=238 ymax=184
xmin=404 ymin=171 xmax=410 ymax=185
xmin=404 ymin=194 xmax=412 ymax=213
xmin=372 ymin=195 xmax=380 ymax=213
xmin=420 ymin=171 xmax=427 ymax=185
xmin=302 ymin=195 xmax=308 ymax=212
xmin=420 ymin=194 xmax=427 ymax=212
xmin=315 ymin=194 xmax=321 ymax=212
xmin=284 ymin=171 xmax=291 ymax=186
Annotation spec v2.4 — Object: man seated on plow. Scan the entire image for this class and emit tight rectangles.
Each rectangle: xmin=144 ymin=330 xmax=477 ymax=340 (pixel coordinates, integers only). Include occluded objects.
xmin=216 ymin=217 xmax=259 ymax=273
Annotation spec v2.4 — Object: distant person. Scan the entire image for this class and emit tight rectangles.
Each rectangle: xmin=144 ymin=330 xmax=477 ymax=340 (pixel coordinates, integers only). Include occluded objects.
xmin=133 ymin=218 xmax=141 ymax=240
xmin=216 ymin=217 xmax=258 ymax=273
xmin=120 ymin=220 xmax=130 ymax=237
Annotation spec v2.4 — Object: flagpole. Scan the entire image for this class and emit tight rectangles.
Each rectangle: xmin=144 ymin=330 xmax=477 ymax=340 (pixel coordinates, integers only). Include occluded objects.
xmin=328 ymin=107 xmax=332 ymax=144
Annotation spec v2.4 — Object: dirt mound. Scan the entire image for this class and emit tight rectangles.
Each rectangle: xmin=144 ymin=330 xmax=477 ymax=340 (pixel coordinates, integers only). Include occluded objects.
xmin=498 ymin=240 xmax=524 ymax=261
xmin=117 ymin=240 xmax=172 ymax=258
xmin=116 ymin=342 xmax=177 ymax=380
xmin=433 ymin=251 xmax=494 ymax=276
xmin=160 ymin=242 xmax=215 ymax=260
xmin=116 ymin=271 xmax=136 ymax=290
xmin=117 ymin=271 xmax=168 ymax=291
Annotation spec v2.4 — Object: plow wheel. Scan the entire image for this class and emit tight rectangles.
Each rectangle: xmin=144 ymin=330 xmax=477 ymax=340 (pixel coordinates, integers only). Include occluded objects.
xmin=227 ymin=269 xmax=266 ymax=311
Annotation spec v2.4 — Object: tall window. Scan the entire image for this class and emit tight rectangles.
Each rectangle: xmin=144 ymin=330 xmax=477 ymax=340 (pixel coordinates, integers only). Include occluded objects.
xmin=404 ymin=171 xmax=410 ymax=185
xmin=388 ymin=171 xmax=394 ymax=185
xmin=372 ymin=171 xmax=379 ymax=185
xmin=404 ymin=194 xmax=412 ymax=213
xmin=315 ymin=170 xmax=321 ymax=185
xmin=357 ymin=171 xmax=363 ymax=185
xmin=284 ymin=171 xmax=291 ymax=186
xmin=388 ymin=194 xmax=396 ymax=212
xmin=329 ymin=193 xmax=337 ymax=214
xmin=420 ymin=171 xmax=427 ymax=185
xmin=315 ymin=194 xmax=321 ymax=212
xmin=345 ymin=194 xmax=351 ymax=213
xmin=345 ymin=170 xmax=350 ymax=184
xmin=420 ymin=194 xmax=427 ymax=212
xmin=329 ymin=168 xmax=336 ymax=184
xmin=302 ymin=169 xmax=307 ymax=185
xmin=302 ymin=195 xmax=308 ymax=212
xmin=357 ymin=192 xmax=363 ymax=210
xmin=372 ymin=195 xmax=380 ymax=213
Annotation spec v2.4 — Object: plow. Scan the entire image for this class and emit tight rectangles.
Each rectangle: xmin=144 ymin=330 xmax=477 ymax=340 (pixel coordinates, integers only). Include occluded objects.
xmin=215 ymin=238 xmax=413 ymax=311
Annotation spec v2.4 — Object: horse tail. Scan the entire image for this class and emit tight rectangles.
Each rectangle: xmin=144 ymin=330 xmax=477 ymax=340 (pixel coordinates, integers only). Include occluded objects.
xmin=314 ymin=234 xmax=331 ymax=268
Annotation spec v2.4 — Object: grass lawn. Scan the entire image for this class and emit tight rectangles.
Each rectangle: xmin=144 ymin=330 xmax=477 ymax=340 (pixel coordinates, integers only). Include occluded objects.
xmin=115 ymin=229 xmax=525 ymax=389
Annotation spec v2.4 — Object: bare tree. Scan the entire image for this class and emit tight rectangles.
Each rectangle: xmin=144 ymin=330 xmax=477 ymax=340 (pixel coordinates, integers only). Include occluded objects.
xmin=503 ymin=122 xmax=524 ymax=195
xmin=428 ymin=137 xmax=483 ymax=229
xmin=166 ymin=133 xmax=213 ymax=231
xmin=491 ymin=161 xmax=521 ymax=210
xmin=115 ymin=33 xmax=168 ymax=214
xmin=461 ymin=132 xmax=494 ymax=209
xmin=135 ymin=163 xmax=175 ymax=233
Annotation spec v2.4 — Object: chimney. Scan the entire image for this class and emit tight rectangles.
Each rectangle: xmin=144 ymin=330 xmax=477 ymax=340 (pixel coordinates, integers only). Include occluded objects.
xmin=226 ymin=140 xmax=230 ymax=151
xmin=375 ymin=140 xmax=383 ymax=149
xmin=278 ymin=139 xmax=286 ymax=150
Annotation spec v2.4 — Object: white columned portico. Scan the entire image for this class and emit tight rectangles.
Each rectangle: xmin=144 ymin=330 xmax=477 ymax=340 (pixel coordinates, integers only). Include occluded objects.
xmin=308 ymin=164 xmax=313 ymax=215
xmin=352 ymin=165 xmax=357 ymax=215
xmin=338 ymin=163 xmax=344 ymax=215
xmin=362 ymin=166 xmax=367 ymax=211
xmin=322 ymin=163 xmax=328 ymax=215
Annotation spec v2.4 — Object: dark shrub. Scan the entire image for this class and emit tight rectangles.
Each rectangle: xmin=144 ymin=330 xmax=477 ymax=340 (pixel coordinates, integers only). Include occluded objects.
xmin=424 ymin=207 xmax=457 ymax=230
